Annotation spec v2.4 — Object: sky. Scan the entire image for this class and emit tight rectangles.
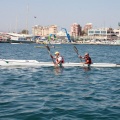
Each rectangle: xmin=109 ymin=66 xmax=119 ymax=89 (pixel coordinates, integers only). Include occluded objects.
xmin=0 ymin=0 xmax=120 ymax=33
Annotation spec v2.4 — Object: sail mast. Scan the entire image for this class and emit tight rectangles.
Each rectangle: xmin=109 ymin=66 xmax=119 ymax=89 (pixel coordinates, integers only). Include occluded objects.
xmin=26 ymin=3 xmax=29 ymax=34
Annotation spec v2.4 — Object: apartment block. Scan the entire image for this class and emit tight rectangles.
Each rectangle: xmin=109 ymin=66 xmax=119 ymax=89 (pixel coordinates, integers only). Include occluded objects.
xmin=32 ymin=25 xmax=58 ymax=36
xmin=70 ymin=23 xmax=82 ymax=37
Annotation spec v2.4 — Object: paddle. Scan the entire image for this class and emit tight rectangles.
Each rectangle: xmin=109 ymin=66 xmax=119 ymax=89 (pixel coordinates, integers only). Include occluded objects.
xmin=73 ymin=46 xmax=82 ymax=62
xmin=48 ymin=35 xmax=55 ymax=48
xmin=48 ymin=41 xmax=55 ymax=48
xmin=46 ymin=45 xmax=55 ymax=64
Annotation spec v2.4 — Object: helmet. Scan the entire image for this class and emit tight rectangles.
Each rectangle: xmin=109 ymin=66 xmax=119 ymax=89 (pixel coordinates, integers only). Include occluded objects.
xmin=55 ymin=51 xmax=59 ymax=55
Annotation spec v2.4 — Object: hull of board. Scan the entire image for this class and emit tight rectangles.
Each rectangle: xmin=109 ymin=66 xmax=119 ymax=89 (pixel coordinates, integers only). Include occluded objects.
xmin=0 ymin=59 xmax=120 ymax=67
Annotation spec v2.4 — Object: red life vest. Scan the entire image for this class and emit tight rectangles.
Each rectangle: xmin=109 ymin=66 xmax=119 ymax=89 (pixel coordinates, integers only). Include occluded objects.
xmin=85 ymin=57 xmax=92 ymax=64
xmin=61 ymin=57 xmax=64 ymax=63
xmin=56 ymin=56 xmax=64 ymax=63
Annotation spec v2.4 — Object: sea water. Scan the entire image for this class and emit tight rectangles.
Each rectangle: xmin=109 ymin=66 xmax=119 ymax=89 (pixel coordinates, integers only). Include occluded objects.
xmin=0 ymin=43 xmax=120 ymax=120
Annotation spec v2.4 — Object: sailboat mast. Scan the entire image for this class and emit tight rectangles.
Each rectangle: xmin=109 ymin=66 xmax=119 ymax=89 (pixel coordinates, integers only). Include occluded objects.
xmin=26 ymin=3 xmax=29 ymax=34
xmin=15 ymin=16 xmax=18 ymax=33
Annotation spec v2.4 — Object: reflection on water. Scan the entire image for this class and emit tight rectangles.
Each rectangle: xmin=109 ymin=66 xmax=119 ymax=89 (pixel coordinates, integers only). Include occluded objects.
xmin=0 ymin=44 xmax=120 ymax=120
xmin=54 ymin=67 xmax=64 ymax=75
xmin=53 ymin=65 xmax=92 ymax=75
xmin=83 ymin=66 xmax=91 ymax=72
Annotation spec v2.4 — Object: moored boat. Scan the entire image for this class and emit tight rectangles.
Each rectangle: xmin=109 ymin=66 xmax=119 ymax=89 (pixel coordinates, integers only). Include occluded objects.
xmin=35 ymin=46 xmax=61 ymax=48
xmin=7 ymin=33 xmax=35 ymax=43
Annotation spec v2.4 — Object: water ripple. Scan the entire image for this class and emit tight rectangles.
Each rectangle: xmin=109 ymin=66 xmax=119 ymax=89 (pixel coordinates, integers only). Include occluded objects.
xmin=0 ymin=44 xmax=120 ymax=120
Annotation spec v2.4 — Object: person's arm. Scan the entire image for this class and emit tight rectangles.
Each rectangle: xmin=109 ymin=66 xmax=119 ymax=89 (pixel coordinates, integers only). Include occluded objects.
xmin=78 ymin=55 xmax=85 ymax=59
xmin=51 ymin=55 xmax=56 ymax=59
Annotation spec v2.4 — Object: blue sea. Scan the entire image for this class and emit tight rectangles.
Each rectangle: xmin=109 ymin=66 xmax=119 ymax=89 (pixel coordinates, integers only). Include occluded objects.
xmin=0 ymin=43 xmax=120 ymax=120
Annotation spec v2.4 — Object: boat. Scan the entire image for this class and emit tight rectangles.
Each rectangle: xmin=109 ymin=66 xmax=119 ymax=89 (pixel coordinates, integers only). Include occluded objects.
xmin=0 ymin=59 xmax=120 ymax=67
xmin=8 ymin=36 xmax=34 ymax=43
xmin=11 ymin=43 xmax=22 ymax=44
xmin=35 ymin=46 xmax=61 ymax=48
xmin=7 ymin=33 xmax=35 ymax=43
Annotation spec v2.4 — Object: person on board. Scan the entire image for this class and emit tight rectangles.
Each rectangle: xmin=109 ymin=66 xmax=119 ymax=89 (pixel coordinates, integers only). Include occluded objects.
xmin=52 ymin=51 xmax=64 ymax=66
xmin=79 ymin=53 xmax=92 ymax=64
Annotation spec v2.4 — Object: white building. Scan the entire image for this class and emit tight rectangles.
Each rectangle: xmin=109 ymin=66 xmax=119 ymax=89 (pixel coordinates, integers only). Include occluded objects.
xmin=88 ymin=28 xmax=107 ymax=39
xmin=88 ymin=28 xmax=119 ymax=40
xmin=113 ymin=29 xmax=120 ymax=37
xmin=56 ymin=31 xmax=66 ymax=36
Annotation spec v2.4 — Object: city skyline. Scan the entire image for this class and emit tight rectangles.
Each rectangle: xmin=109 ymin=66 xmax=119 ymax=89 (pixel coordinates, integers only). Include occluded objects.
xmin=0 ymin=0 xmax=120 ymax=33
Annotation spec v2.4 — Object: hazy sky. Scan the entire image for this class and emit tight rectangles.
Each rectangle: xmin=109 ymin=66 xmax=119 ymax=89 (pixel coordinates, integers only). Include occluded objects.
xmin=0 ymin=0 xmax=120 ymax=33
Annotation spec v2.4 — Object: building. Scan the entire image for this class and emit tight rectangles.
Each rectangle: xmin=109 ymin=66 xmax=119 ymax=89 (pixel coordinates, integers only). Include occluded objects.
xmin=56 ymin=31 xmax=66 ymax=36
xmin=113 ymin=29 xmax=120 ymax=37
xmin=49 ymin=25 xmax=58 ymax=35
xmin=32 ymin=25 xmax=58 ymax=36
xmin=84 ymin=23 xmax=93 ymax=35
xmin=88 ymin=28 xmax=107 ymax=35
xmin=88 ymin=28 xmax=118 ymax=40
xmin=70 ymin=23 xmax=82 ymax=37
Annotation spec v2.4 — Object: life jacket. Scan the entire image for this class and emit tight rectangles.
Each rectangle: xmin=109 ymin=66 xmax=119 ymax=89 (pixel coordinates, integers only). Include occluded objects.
xmin=61 ymin=56 xmax=64 ymax=63
xmin=85 ymin=57 xmax=92 ymax=64
xmin=56 ymin=56 xmax=64 ymax=63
